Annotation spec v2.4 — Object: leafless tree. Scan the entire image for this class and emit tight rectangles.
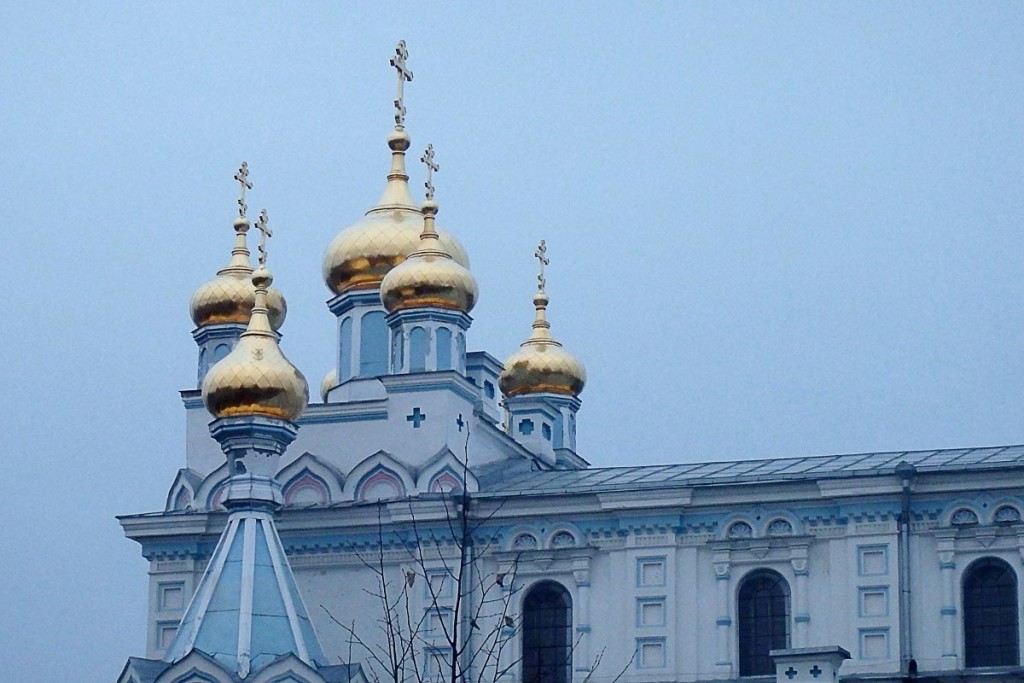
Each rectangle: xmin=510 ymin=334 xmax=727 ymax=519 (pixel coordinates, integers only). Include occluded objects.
xmin=324 ymin=428 xmax=631 ymax=683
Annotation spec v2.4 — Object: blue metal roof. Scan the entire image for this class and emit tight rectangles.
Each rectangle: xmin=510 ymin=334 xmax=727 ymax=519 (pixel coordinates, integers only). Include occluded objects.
xmin=164 ymin=509 xmax=326 ymax=677
xmin=481 ymin=445 xmax=1024 ymax=496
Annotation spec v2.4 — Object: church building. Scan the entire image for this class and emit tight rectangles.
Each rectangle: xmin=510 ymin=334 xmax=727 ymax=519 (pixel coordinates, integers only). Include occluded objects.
xmin=115 ymin=43 xmax=1024 ymax=683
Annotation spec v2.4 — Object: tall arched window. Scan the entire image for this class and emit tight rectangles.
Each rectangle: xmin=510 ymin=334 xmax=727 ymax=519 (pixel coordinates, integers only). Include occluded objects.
xmin=738 ymin=570 xmax=790 ymax=676
xmin=391 ymin=329 xmax=403 ymax=373
xmin=436 ymin=328 xmax=452 ymax=370
xmin=359 ymin=311 xmax=388 ymax=377
xmin=339 ymin=317 xmax=353 ymax=381
xmin=964 ymin=557 xmax=1019 ymax=667
xmin=522 ymin=581 xmax=572 ymax=683
xmin=410 ymin=327 xmax=428 ymax=372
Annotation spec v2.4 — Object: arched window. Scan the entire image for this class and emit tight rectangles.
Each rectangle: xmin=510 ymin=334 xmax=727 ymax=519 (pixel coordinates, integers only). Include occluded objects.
xmin=522 ymin=581 xmax=572 ymax=683
xmin=339 ymin=316 xmax=353 ymax=381
xmin=212 ymin=343 xmax=231 ymax=363
xmin=964 ymin=558 xmax=1019 ymax=667
xmin=456 ymin=332 xmax=466 ymax=372
xmin=738 ymin=570 xmax=790 ymax=676
xmin=391 ymin=329 xmax=404 ymax=373
xmin=436 ymin=327 xmax=452 ymax=370
xmin=410 ymin=327 xmax=428 ymax=372
xmin=359 ymin=312 xmax=388 ymax=377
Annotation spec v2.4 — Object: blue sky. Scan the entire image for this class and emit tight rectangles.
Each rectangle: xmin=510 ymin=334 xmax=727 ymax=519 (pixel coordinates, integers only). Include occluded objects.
xmin=2 ymin=3 xmax=1023 ymax=681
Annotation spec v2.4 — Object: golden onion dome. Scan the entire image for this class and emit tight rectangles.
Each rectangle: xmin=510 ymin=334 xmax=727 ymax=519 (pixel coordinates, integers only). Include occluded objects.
xmin=499 ymin=262 xmax=586 ymax=398
xmin=322 ymin=129 xmax=469 ymax=295
xmin=380 ymin=197 xmax=478 ymax=314
xmin=190 ymin=217 xmax=286 ymax=330
xmin=203 ymin=268 xmax=309 ymax=422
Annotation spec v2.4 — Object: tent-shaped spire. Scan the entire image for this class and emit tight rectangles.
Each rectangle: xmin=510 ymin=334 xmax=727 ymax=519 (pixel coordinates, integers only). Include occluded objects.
xmin=163 ymin=508 xmax=326 ymax=677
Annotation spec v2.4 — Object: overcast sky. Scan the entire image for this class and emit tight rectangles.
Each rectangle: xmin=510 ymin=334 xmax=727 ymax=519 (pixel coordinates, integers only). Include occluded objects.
xmin=2 ymin=3 xmax=1023 ymax=681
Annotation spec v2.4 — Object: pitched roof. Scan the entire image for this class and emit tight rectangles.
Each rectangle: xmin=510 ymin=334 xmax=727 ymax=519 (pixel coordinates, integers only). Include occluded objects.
xmin=481 ymin=444 xmax=1024 ymax=496
xmin=163 ymin=508 xmax=326 ymax=677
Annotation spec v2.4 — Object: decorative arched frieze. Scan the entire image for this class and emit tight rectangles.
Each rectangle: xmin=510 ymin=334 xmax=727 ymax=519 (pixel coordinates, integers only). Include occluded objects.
xmin=154 ymin=650 xmax=235 ymax=683
xmin=276 ymin=452 xmax=345 ymax=507
xmin=415 ymin=448 xmax=479 ymax=495
xmin=165 ymin=468 xmax=202 ymax=512
xmin=994 ymin=504 xmax=1022 ymax=525
xmin=194 ymin=463 xmax=231 ymax=512
xmin=512 ymin=532 xmax=540 ymax=551
xmin=726 ymin=520 xmax=754 ymax=539
xmin=247 ymin=654 xmax=326 ymax=683
xmin=545 ymin=523 xmax=584 ymax=550
xmin=550 ymin=530 xmax=577 ymax=549
xmin=346 ymin=451 xmax=414 ymax=503
xmin=940 ymin=501 xmax=983 ymax=528
xmin=951 ymin=508 xmax=980 ymax=527
xmin=766 ymin=519 xmax=794 ymax=537
xmin=282 ymin=471 xmax=330 ymax=506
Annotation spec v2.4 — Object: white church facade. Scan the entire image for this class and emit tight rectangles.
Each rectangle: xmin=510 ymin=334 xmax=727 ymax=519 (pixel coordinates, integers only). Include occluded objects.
xmin=116 ymin=43 xmax=1024 ymax=683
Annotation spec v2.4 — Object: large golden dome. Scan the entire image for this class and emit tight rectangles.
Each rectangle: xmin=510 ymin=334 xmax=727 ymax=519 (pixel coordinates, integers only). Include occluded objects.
xmin=190 ymin=217 xmax=286 ymax=330
xmin=322 ymin=129 xmax=468 ymax=295
xmin=380 ymin=199 xmax=478 ymax=313
xmin=499 ymin=289 xmax=586 ymax=398
xmin=203 ymin=269 xmax=308 ymax=422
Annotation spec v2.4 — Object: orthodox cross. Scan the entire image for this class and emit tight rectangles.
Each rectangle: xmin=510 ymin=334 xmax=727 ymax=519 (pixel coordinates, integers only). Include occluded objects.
xmin=234 ymin=161 xmax=253 ymax=218
xmin=534 ymin=240 xmax=549 ymax=292
xmin=390 ymin=40 xmax=413 ymax=127
xmin=421 ymin=144 xmax=438 ymax=200
xmin=255 ymin=209 xmax=272 ymax=267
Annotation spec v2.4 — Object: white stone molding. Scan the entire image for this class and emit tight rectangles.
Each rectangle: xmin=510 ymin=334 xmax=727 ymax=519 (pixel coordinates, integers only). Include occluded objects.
xmin=194 ymin=462 xmax=231 ymax=511
xmin=415 ymin=447 xmax=479 ymax=495
xmin=573 ymin=556 xmax=592 ymax=671
xmin=277 ymin=452 xmax=345 ymax=507
xmin=713 ymin=549 xmax=732 ymax=670
xmin=936 ymin=533 xmax=958 ymax=661
xmin=165 ymin=468 xmax=202 ymax=512
xmin=344 ymin=451 xmax=416 ymax=503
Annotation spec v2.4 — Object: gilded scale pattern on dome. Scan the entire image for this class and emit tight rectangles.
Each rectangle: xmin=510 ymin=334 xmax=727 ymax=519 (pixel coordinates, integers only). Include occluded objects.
xmin=380 ymin=146 xmax=478 ymax=313
xmin=191 ymin=163 xmax=286 ymax=330
xmin=203 ymin=212 xmax=308 ymax=423
xmin=322 ymin=42 xmax=469 ymax=296
xmin=499 ymin=241 xmax=586 ymax=398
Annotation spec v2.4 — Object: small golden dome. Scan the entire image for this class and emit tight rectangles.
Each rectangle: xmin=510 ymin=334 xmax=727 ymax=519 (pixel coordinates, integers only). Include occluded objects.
xmin=322 ymin=129 xmax=469 ymax=295
xmin=203 ymin=268 xmax=308 ymax=421
xmin=380 ymin=199 xmax=478 ymax=313
xmin=190 ymin=217 xmax=286 ymax=330
xmin=499 ymin=267 xmax=586 ymax=398
xmin=321 ymin=368 xmax=337 ymax=402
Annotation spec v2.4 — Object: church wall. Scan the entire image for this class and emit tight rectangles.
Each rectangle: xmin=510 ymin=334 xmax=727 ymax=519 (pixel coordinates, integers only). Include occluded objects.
xmin=130 ymin=468 xmax=1024 ymax=682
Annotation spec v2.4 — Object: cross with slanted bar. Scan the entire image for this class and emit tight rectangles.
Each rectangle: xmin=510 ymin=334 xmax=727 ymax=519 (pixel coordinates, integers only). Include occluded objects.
xmin=421 ymin=144 xmax=438 ymax=200
xmin=255 ymin=209 xmax=272 ymax=267
xmin=234 ymin=162 xmax=253 ymax=218
xmin=390 ymin=40 xmax=413 ymax=127
xmin=535 ymin=240 xmax=549 ymax=292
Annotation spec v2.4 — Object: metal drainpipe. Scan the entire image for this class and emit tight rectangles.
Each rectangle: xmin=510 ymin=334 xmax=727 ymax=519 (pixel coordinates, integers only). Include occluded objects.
xmin=895 ymin=461 xmax=917 ymax=676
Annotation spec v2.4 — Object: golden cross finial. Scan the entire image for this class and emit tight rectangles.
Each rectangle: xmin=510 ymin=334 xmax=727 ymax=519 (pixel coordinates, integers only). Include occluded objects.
xmin=254 ymin=209 xmax=272 ymax=267
xmin=233 ymin=162 xmax=253 ymax=218
xmin=390 ymin=40 xmax=413 ymax=128
xmin=421 ymin=144 xmax=439 ymax=200
xmin=534 ymin=240 xmax=549 ymax=292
